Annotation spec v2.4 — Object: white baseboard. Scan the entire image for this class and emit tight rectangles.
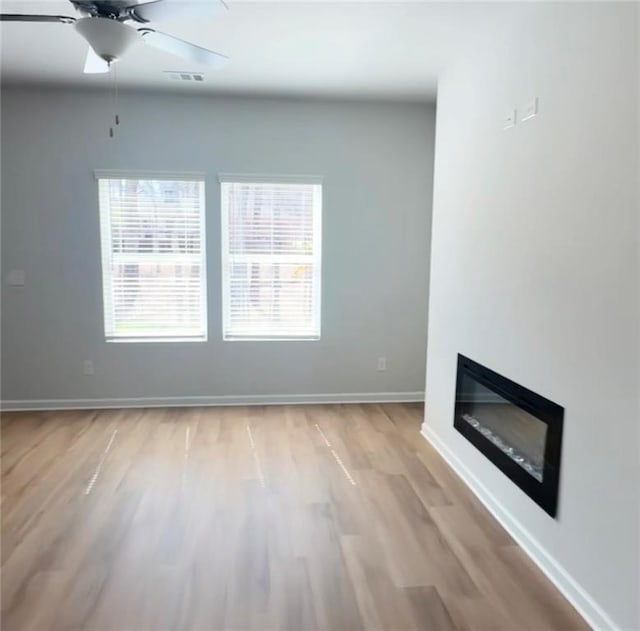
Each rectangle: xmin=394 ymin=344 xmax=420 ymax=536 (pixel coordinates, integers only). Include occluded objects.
xmin=1 ymin=391 xmax=424 ymax=412
xmin=420 ymin=423 xmax=619 ymax=631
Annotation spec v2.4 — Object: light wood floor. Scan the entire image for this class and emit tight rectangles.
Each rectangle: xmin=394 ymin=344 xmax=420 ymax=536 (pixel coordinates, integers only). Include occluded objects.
xmin=1 ymin=403 xmax=586 ymax=631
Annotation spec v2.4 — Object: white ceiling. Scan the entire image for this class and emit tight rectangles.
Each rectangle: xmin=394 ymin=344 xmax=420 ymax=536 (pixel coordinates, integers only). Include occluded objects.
xmin=0 ymin=1 xmax=497 ymax=101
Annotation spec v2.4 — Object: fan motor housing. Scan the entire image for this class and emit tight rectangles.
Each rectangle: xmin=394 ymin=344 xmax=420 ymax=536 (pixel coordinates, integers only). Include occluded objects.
xmin=69 ymin=1 xmax=148 ymax=22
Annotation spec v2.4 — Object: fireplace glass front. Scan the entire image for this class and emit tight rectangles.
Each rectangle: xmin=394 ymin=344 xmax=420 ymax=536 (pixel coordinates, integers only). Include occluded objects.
xmin=453 ymin=355 xmax=564 ymax=517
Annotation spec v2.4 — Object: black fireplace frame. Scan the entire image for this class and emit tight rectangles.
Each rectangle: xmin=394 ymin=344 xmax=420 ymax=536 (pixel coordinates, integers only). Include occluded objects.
xmin=453 ymin=354 xmax=564 ymax=517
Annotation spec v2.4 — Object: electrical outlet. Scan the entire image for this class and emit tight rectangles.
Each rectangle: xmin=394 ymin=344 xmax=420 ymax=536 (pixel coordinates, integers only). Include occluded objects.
xmin=6 ymin=269 xmax=25 ymax=286
xmin=503 ymin=109 xmax=517 ymax=129
xmin=83 ymin=360 xmax=95 ymax=376
xmin=377 ymin=357 xmax=387 ymax=372
xmin=521 ymin=97 xmax=539 ymax=122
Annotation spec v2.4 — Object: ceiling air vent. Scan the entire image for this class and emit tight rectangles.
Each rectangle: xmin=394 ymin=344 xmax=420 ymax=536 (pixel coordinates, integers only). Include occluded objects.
xmin=164 ymin=71 xmax=205 ymax=82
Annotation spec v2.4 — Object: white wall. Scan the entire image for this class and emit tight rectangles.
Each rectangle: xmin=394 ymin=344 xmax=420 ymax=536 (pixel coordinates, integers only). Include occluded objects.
xmin=1 ymin=89 xmax=435 ymax=406
xmin=424 ymin=3 xmax=639 ymax=629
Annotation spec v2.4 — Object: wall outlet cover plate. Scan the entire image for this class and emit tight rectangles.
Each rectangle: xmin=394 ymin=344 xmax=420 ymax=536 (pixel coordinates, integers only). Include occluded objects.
xmin=503 ymin=109 xmax=517 ymax=129
xmin=522 ymin=97 xmax=539 ymax=121
xmin=6 ymin=269 xmax=25 ymax=286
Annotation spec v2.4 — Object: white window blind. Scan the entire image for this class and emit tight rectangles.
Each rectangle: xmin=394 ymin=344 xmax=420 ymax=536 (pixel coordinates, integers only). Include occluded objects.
xmin=97 ymin=174 xmax=207 ymax=341
xmin=220 ymin=176 xmax=322 ymax=340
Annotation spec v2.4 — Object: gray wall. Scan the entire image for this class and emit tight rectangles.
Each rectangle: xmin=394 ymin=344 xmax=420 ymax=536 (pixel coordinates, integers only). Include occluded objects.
xmin=1 ymin=88 xmax=435 ymax=404
xmin=424 ymin=3 xmax=638 ymax=629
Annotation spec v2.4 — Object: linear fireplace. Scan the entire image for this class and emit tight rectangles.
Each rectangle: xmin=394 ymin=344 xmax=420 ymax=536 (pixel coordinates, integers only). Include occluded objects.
xmin=454 ymin=354 xmax=564 ymax=517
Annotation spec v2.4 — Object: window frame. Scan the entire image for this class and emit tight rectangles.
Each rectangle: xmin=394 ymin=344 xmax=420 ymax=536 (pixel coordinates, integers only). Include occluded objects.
xmin=219 ymin=174 xmax=323 ymax=342
xmin=95 ymin=170 xmax=208 ymax=343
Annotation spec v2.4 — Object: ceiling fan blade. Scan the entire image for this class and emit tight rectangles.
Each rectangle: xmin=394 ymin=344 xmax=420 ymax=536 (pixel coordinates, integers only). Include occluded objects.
xmin=139 ymin=29 xmax=228 ymax=68
xmin=130 ymin=0 xmax=227 ymax=24
xmin=0 ymin=14 xmax=75 ymax=24
xmin=84 ymin=47 xmax=110 ymax=74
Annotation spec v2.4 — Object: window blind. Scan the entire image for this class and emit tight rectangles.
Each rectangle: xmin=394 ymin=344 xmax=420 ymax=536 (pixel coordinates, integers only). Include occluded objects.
xmin=220 ymin=178 xmax=322 ymax=340
xmin=98 ymin=176 xmax=207 ymax=340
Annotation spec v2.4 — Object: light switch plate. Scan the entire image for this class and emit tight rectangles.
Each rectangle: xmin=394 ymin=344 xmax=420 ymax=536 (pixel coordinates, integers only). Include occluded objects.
xmin=503 ymin=109 xmax=517 ymax=130
xmin=6 ymin=269 xmax=25 ymax=286
xmin=522 ymin=97 xmax=539 ymax=121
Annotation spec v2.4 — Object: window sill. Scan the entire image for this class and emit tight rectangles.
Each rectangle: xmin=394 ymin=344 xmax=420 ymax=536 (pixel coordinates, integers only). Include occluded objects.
xmin=106 ymin=336 xmax=207 ymax=344
xmin=223 ymin=336 xmax=320 ymax=342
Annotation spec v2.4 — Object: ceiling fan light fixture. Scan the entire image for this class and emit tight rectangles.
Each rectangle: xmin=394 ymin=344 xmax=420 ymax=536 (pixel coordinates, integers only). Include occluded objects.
xmin=74 ymin=17 xmax=140 ymax=63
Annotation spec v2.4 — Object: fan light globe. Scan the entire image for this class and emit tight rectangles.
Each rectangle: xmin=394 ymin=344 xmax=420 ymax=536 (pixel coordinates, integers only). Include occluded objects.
xmin=74 ymin=17 xmax=140 ymax=63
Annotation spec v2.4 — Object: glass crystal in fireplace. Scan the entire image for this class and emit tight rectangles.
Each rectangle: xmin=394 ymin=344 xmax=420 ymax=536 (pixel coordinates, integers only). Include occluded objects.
xmin=457 ymin=374 xmax=547 ymax=482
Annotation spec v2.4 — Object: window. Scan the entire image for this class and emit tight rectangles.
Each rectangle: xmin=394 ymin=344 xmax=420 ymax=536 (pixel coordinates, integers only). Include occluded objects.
xmin=220 ymin=175 xmax=322 ymax=340
xmin=97 ymin=172 xmax=207 ymax=341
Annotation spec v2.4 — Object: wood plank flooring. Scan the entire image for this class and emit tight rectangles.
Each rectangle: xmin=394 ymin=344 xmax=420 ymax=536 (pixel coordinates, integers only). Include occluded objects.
xmin=1 ymin=403 xmax=587 ymax=630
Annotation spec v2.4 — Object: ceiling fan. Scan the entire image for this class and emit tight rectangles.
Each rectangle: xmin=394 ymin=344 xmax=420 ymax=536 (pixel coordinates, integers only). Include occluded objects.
xmin=0 ymin=1 xmax=229 ymax=74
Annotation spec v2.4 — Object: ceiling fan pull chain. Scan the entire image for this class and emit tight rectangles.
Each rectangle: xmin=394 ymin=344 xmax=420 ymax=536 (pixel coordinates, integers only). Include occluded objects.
xmin=114 ymin=63 xmax=120 ymax=127
xmin=108 ymin=61 xmax=116 ymax=139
